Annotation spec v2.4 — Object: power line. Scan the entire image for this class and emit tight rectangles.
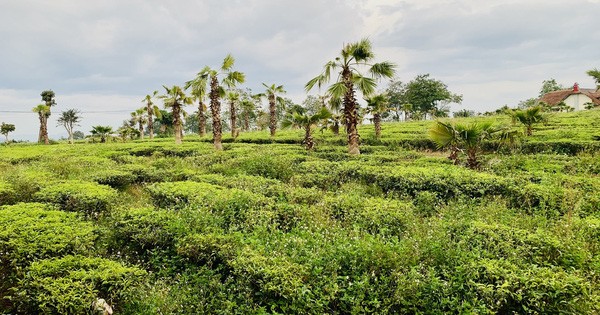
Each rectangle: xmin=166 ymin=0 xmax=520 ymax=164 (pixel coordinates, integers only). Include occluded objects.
xmin=0 ymin=109 xmax=136 ymax=114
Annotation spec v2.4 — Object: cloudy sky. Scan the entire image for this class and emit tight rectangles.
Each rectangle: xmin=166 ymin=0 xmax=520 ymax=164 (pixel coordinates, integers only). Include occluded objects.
xmin=1 ymin=0 xmax=599 ymax=141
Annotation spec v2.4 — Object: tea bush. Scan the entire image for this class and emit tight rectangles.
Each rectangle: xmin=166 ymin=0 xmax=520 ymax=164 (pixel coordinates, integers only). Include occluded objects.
xmin=15 ymin=255 xmax=146 ymax=314
xmin=0 ymin=181 xmax=15 ymax=205
xmin=34 ymin=180 xmax=118 ymax=217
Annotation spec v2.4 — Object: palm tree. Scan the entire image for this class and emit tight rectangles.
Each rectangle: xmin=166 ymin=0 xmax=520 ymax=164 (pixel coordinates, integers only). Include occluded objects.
xmin=257 ymin=83 xmax=286 ymax=137
xmin=185 ymin=75 xmax=208 ymax=137
xmin=587 ymin=68 xmax=600 ymax=91
xmin=141 ymin=91 xmax=161 ymax=139
xmin=510 ymin=106 xmax=546 ymax=136
xmin=90 ymin=126 xmax=113 ymax=143
xmin=282 ymin=107 xmax=332 ymax=150
xmin=130 ymin=108 xmax=147 ymax=140
xmin=194 ymin=54 xmax=245 ymax=150
xmin=39 ymin=90 xmax=56 ymax=144
xmin=306 ymin=38 xmax=396 ymax=155
xmin=429 ymin=121 xmax=506 ymax=169
xmin=159 ymin=85 xmax=193 ymax=144
xmin=32 ymin=104 xmax=50 ymax=144
xmin=225 ymin=90 xmax=240 ymax=138
xmin=240 ymin=97 xmax=257 ymax=131
xmin=365 ymin=93 xmax=389 ymax=139
xmin=57 ymin=109 xmax=81 ymax=144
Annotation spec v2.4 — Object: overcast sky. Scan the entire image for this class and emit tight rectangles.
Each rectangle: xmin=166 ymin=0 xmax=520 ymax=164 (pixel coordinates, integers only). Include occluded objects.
xmin=1 ymin=0 xmax=599 ymax=141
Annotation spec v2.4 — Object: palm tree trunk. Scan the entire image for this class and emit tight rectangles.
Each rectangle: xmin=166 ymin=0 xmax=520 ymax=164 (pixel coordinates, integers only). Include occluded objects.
xmin=448 ymin=146 xmax=459 ymax=165
xmin=230 ymin=100 xmax=237 ymax=138
xmin=466 ymin=148 xmax=479 ymax=169
xmin=244 ymin=112 xmax=250 ymax=131
xmin=198 ymin=101 xmax=206 ymax=137
xmin=173 ymin=104 xmax=182 ymax=144
xmin=42 ymin=116 xmax=49 ymax=145
xmin=269 ymin=94 xmax=276 ymax=137
xmin=526 ymin=125 xmax=533 ymax=136
xmin=342 ymin=69 xmax=360 ymax=155
xmin=147 ymin=106 xmax=154 ymax=139
xmin=332 ymin=120 xmax=340 ymax=136
xmin=37 ymin=113 xmax=44 ymax=143
xmin=139 ymin=121 xmax=144 ymax=140
xmin=374 ymin=113 xmax=382 ymax=139
xmin=304 ymin=126 xmax=314 ymax=150
xmin=210 ymin=76 xmax=223 ymax=150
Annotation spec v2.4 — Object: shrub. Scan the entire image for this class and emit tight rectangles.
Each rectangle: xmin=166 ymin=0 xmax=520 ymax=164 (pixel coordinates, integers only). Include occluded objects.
xmin=146 ymin=181 xmax=221 ymax=209
xmin=34 ymin=181 xmax=118 ymax=217
xmin=90 ymin=169 xmax=136 ymax=188
xmin=0 ymin=181 xmax=16 ymax=205
xmin=177 ymin=233 xmax=241 ymax=268
xmin=15 ymin=255 xmax=146 ymax=314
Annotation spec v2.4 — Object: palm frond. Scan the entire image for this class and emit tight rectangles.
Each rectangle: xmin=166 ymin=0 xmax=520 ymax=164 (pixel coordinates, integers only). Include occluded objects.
xmin=370 ymin=61 xmax=396 ymax=79
xmin=221 ymin=54 xmax=235 ymax=71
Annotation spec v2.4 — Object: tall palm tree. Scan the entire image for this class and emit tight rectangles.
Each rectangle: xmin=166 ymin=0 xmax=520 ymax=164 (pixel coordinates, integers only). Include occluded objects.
xmin=130 ymin=108 xmax=147 ymax=140
xmin=586 ymin=68 xmax=600 ymax=91
xmin=90 ymin=126 xmax=113 ymax=143
xmin=39 ymin=90 xmax=56 ymax=144
xmin=225 ymin=90 xmax=240 ymax=138
xmin=510 ymin=106 xmax=546 ymax=136
xmin=282 ymin=107 xmax=332 ymax=150
xmin=193 ymin=55 xmax=245 ymax=150
xmin=141 ymin=91 xmax=161 ymax=139
xmin=159 ymin=85 xmax=193 ymax=144
xmin=257 ymin=83 xmax=286 ymax=137
xmin=429 ymin=121 xmax=504 ymax=169
xmin=57 ymin=109 xmax=81 ymax=144
xmin=32 ymin=104 xmax=50 ymax=144
xmin=185 ymin=75 xmax=208 ymax=137
xmin=306 ymin=38 xmax=396 ymax=155
xmin=365 ymin=93 xmax=389 ymax=139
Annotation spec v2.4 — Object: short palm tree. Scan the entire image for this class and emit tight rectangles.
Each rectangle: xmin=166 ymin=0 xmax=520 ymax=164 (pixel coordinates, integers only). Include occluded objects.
xmin=90 ymin=126 xmax=113 ymax=143
xmin=365 ymin=93 xmax=389 ymax=139
xmin=130 ymin=108 xmax=147 ymax=140
xmin=306 ymin=38 xmax=396 ymax=155
xmin=257 ymin=83 xmax=286 ymax=137
xmin=282 ymin=107 xmax=332 ymax=151
xmin=194 ymin=54 xmax=245 ymax=150
xmin=510 ymin=106 xmax=546 ymax=136
xmin=587 ymin=68 xmax=600 ymax=91
xmin=39 ymin=90 xmax=56 ymax=144
xmin=159 ymin=85 xmax=193 ymax=144
xmin=32 ymin=104 xmax=50 ymax=144
xmin=184 ymin=75 xmax=208 ymax=137
xmin=0 ymin=122 xmax=15 ymax=144
xmin=225 ymin=90 xmax=240 ymax=138
xmin=141 ymin=91 xmax=161 ymax=139
xmin=57 ymin=109 xmax=81 ymax=144
xmin=240 ymin=97 xmax=257 ymax=131
xmin=429 ymin=121 xmax=499 ymax=169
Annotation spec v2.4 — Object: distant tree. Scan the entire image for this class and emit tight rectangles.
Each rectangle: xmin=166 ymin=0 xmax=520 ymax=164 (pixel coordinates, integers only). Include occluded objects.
xmin=90 ymin=126 xmax=113 ymax=143
xmin=301 ymin=95 xmax=324 ymax=116
xmin=517 ymin=98 xmax=537 ymax=109
xmin=385 ymin=79 xmax=406 ymax=121
xmin=510 ymin=106 xmax=546 ymax=136
xmin=586 ymin=68 xmax=600 ymax=91
xmin=57 ymin=109 xmax=81 ymax=144
xmin=155 ymin=110 xmax=174 ymax=136
xmin=195 ymin=54 xmax=245 ymax=150
xmin=73 ymin=131 xmax=85 ymax=140
xmin=282 ymin=107 xmax=332 ymax=150
xmin=257 ymin=83 xmax=286 ymax=137
xmin=141 ymin=91 xmax=161 ymax=139
xmin=306 ymin=38 xmax=396 ymax=155
xmin=365 ymin=93 xmax=389 ymax=139
xmin=256 ymin=110 xmax=270 ymax=131
xmin=453 ymin=109 xmax=475 ymax=118
xmin=39 ymin=90 xmax=56 ymax=144
xmin=159 ymin=85 xmax=193 ymax=144
xmin=32 ymin=104 xmax=50 ymax=144
xmin=539 ymin=78 xmax=565 ymax=97
xmin=401 ymin=74 xmax=462 ymax=119
xmin=0 ymin=122 xmax=15 ymax=144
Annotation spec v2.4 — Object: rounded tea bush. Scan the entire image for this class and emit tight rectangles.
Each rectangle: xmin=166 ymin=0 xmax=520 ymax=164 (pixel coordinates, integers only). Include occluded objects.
xmin=34 ymin=180 xmax=118 ymax=217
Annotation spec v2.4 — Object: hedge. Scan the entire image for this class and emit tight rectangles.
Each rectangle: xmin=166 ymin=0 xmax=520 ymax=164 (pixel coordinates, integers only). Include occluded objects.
xmin=34 ymin=180 xmax=118 ymax=217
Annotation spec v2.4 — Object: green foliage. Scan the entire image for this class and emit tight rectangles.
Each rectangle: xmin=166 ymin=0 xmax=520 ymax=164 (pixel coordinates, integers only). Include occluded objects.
xmin=0 ymin=181 xmax=16 ymax=205
xmin=34 ymin=180 xmax=118 ymax=216
xmin=16 ymin=255 xmax=146 ymax=314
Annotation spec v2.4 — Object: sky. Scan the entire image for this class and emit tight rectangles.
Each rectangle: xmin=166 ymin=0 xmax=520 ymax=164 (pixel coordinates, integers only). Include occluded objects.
xmin=1 ymin=0 xmax=599 ymax=141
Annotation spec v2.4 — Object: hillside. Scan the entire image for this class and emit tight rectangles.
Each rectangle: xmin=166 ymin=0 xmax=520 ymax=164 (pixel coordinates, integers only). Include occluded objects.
xmin=0 ymin=110 xmax=599 ymax=314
